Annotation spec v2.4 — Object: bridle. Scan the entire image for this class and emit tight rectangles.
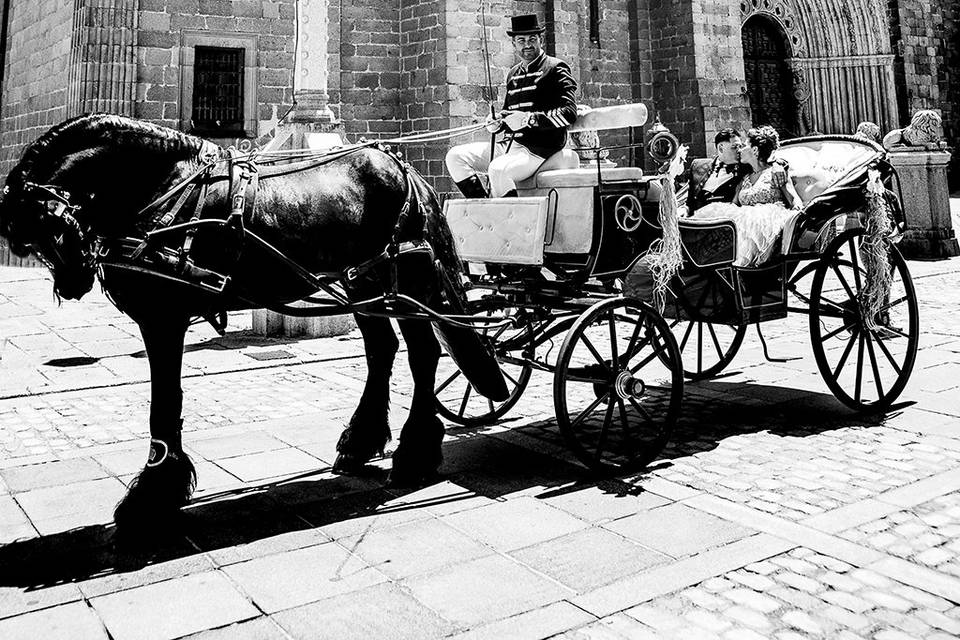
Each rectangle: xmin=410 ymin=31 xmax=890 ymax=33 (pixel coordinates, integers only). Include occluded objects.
xmin=5 ymin=181 xmax=93 ymax=268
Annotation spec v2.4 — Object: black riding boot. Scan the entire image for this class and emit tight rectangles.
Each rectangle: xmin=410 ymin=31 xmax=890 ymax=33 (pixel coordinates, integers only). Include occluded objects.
xmin=455 ymin=175 xmax=488 ymax=198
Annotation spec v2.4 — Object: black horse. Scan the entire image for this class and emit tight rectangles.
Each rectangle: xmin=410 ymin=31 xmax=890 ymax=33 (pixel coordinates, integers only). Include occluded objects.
xmin=0 ymin=114 xmax=504 ymax=533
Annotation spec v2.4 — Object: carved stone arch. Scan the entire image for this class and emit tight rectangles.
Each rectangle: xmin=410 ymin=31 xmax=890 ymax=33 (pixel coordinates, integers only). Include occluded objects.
xmin=741 ymin=12 xmax=802 ymax=136
xmin=739 ymin=0 xmax=805 ymax=57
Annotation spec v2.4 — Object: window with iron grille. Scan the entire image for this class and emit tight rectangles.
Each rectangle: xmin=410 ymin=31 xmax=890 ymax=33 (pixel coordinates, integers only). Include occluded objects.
xmin=191 ymin=46 xmax=244 ymax=135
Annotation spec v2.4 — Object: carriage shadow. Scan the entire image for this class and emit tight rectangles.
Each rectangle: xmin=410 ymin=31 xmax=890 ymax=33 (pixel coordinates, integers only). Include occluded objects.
xmin=0 ymin=380 xmax=909 ymax=591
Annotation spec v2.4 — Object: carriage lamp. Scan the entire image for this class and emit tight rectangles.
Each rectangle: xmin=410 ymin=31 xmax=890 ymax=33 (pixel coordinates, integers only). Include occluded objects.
xmin=647 ymin=115 xmax=680 ymax=170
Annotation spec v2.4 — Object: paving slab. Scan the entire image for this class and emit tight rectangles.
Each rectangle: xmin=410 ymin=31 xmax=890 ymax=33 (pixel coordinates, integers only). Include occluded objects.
xmin=14 ymin=476 xmax=127 ymax=535
xmin=182 ymin=616 xmax=291 ymax=640
xmin=341 ymin=516 xmax=492 ymax=579
xmin=400 ymin=554 xmax=573 ymax=627
xmin=0 ymin=457 xmax=108 ymax=493
xmin=603 ymin=502 xmax=756 ymax=558
xmin=272 ymin=582 xmax=458 ymax=640
xmin=0 ymin=600 xmax=108 ymax=640
xmin=91 ymin=571 xmax=259 ymax=640
xmin=221 ymin=541 xmax=388 ymax=613
xmin=441 ymin=495 xmax=589 ymax=552
xmin=511 ymin=527 xmax=671 ymax=591
xmin=447 ymin=601 xmax=596 ymax=640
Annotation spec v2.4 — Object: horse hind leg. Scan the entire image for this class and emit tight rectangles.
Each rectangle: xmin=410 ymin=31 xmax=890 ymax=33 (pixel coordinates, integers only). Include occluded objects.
xmin=114 ymin=315 xmax=196 ymax=539
xmin=389 ymin=318 xmax=444 ymax=486
xmin=333 ymin=314 xmax=398 ymax=474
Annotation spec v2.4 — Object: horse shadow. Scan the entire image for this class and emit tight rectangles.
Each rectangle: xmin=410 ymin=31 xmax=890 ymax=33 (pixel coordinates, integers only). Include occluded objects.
xmin=0 ymin=380 xmax=908 ymax=591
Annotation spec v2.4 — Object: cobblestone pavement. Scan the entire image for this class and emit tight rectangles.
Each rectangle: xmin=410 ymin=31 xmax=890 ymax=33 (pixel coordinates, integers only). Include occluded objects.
xmin=0 ymin=220 xmax=959 ymax=639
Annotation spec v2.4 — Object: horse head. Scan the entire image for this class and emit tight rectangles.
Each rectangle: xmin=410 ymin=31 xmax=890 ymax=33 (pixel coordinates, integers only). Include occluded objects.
xmin=0 ymin=175 xmax=96 ymax=299
xmin=1 ymin=114 xmax=213 ymax=300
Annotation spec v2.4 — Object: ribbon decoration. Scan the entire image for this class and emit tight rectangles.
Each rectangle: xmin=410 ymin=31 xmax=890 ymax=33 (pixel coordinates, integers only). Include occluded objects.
xmin=645 ymin=145 xmax=688 ymax=311
xmin=862 ymin=169 xmax=895 ymax=331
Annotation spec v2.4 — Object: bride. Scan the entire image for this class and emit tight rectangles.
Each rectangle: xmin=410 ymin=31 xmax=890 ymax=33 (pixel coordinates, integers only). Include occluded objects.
xmin=694 ymin=125 xmax=804 ymax=267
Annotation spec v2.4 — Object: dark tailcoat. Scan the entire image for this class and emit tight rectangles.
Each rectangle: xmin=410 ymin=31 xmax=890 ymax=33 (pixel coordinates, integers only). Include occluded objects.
xmin=502 ymin=51 xmax=578 ymax=158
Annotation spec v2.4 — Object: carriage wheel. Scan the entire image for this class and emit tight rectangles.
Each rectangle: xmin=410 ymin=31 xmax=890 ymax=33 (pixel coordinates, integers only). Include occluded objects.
xmin=435 ymin=311 xmax=532 ymax=427
xmin=667 ymin=320 xmax=747 ymax=381
xmin=554 ymin=297 xmax=683 ymax=474
xmin=809 ymin=228 xmax=919 ymax=411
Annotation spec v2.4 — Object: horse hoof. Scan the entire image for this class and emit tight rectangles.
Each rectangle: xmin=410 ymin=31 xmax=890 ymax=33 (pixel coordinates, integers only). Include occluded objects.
xmin=332 ymin=452 xmax=370 ymax=476
xmin=387 ymin=465 xmax=441 ymax=488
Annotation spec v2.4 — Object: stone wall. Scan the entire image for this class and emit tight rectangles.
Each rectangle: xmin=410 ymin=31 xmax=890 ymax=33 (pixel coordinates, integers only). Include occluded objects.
xmin=135 ymin=0 xmax=296 ymax=139
xmin=0 ymin=0 xmax=74 ymax=178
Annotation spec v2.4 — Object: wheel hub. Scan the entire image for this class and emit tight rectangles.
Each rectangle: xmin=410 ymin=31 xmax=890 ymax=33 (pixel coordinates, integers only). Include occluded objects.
xmin=614 ymin=370 xmax=645 ymax=400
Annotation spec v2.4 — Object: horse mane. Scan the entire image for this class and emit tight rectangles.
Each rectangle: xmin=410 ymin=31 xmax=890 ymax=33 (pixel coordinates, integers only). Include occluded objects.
xmin=9 ymin=114 xmax=214 ymax=185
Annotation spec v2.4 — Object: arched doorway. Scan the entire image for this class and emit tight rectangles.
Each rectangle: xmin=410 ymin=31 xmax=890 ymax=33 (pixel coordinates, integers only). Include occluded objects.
xmin=742 ymin=15 xmax=797 ymax=137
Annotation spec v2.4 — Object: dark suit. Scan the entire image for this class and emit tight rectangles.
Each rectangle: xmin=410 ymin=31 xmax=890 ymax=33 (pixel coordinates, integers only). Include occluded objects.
xmin=687 ymin=158 xmax=751 ymax=213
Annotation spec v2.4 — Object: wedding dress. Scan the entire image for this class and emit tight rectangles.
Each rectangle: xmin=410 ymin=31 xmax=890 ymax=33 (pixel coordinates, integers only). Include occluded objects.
xmin=694 ymin=168 xmax=795 ymax=267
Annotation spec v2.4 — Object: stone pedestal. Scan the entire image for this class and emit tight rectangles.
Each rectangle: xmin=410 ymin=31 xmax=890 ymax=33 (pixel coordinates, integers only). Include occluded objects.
xmin=888 ymin=150 xmax=960 ymax=259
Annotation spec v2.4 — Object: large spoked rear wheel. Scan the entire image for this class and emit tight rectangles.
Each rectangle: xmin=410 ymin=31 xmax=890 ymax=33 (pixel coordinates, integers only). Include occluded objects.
xmin=554 ymin=297 xmax=684 ymax=474
xmin=669 ymin=319 xmax=747 ymax=380
xmin=436 ymin=311 xmax=532 ymax=427
xmin=809 ymin=228 xmax=919 ymax=411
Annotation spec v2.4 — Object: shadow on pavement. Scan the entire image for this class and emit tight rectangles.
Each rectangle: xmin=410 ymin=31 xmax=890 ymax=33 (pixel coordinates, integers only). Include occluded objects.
xmin=0 ymin=380 xmax=912 ymax=591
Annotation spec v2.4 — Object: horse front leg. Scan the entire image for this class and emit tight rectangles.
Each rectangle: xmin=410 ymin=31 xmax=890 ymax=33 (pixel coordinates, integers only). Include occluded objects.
xmin=114 ymin=314 xmax=196 ymax=534
xmin=333 ymin=314 xmax=398 ymax=474
xmin=390 ymin=319 xmax=444 ymax=485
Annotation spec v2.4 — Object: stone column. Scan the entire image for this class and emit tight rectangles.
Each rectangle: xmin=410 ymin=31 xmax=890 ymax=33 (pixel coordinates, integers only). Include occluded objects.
xmin=251 ymin=0 xmax=354 ymax=338
xmin=887 ymin=150 xmax=960 ymax=259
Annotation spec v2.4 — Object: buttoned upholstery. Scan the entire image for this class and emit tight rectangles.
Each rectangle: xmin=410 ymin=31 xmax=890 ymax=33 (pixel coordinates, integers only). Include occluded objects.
xmin=445 ymin=197 xmax=551 ymax=265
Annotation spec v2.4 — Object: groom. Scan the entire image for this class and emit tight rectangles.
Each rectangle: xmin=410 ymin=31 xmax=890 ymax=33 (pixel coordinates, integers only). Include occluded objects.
xmin=687 ymin=128 xmax=785 ymax=213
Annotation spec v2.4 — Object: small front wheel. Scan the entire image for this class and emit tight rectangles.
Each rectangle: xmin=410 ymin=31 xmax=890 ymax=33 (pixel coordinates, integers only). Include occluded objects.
xmin=554 ymin=297 xmax=683 ymax=474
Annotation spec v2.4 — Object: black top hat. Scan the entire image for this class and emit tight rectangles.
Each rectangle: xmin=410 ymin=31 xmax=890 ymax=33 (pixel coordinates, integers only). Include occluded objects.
xmin=507 ymin=14 xmax=545 ymax=36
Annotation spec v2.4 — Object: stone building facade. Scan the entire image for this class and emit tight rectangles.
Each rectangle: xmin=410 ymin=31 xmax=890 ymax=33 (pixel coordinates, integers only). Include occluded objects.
xmin=1 ymin=0 xmax=958 ymax=191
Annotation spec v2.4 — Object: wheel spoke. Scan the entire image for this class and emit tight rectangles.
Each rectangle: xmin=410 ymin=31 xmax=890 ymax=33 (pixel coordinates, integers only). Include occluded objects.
xmin=503 ymin=368 xmax=521 ymax=387
xmin=879 ymin=294 xmax=908 ymax=314
xmin=616 ymin=397 xmax=636 ymax=442
xmin=854 ymin=332 xmax=865 ymax=403
xmin=696 ymin=322 xmax=704 ymax=373
xmin=571 ymin=391 xmax=610 ymax=429
xmin=832 ymin=328 xmax=860 ymax=380
xmin=869 ymin=327 xmax=903 ymax=375
xmin=629 ymin=341 xmax=671 ymax=375
xmin=816 ymin=293 xmax=848 ymax=315
xmin=581 ymin=334 xmax=612 ymax=373
xmin=593 ymin=397 xmax=616 ymax=463
xmin=625 ymin=317 xmax=645 ymax=361
xmin=565 ymin=372 xmax=609 ymax=385
xmin=679 ymin=321 xmax=695 ymax=351
xmin=608 ymin=309 xmax=620 ymax=369
xmin=627 ymin=396 xmax=654 ymax=423
xmin=864 ymin=331 xmax=885 ymax=401
xmin=488 ymin=398 xmax=496 ymax=413
xmin=706 ymin=323 xmax=725 ymax=361
xmin=458 ymin=383 xmax=474 ymax=417
xmin=830 ymin=263 xmax=858 ymax=302
xmin=435 ymin=369 xmax=461 ymax=395
xmin=848 ymin=238 xmax=864 ymax=291
xmin=822 ymin=321 xmax=858 ymax=342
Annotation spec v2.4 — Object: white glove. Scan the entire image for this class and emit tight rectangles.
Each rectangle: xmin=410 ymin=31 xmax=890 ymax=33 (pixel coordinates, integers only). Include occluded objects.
xmin=502 ymin=110 xmax=531 ymax=132
xmin=484 ymin=113 xmax=502 ymax=134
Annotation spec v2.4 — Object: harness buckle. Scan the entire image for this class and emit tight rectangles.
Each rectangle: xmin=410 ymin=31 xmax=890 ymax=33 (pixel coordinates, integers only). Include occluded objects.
xmin=345 ymin=267 xmax=360 ymax=281
xmin=232 ymin=194 xmax=245 ymax=211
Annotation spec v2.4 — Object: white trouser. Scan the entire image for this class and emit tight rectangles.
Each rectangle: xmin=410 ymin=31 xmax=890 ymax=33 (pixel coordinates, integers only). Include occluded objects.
xmin=445 ymin=141 xmax=545 ymax=197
